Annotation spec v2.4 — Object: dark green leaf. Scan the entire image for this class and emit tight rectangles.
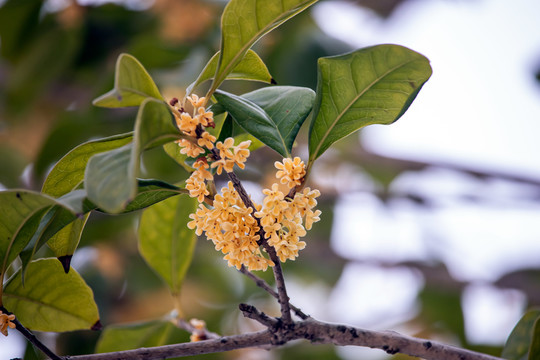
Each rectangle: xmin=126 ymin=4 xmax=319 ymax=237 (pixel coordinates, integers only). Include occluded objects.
xmin=242 ymin=86 xmax=315 ymax=153
xmin=3 ymin=258 xmax=100 ymax=332
xmin=138 ymin=195 xmax=197 ymax=294
xmin=85 ymin=99 xmax=182 ymax=213
xmin=213 ymin=90 xmax=290 ymax=157
xmin=210 ymin=0 xmax=318 ymax=93
xmin=186 ymin=49 xmax=273 ymax=95
xmin=529 ymin=318 xmax=540 ymax=360
xmin=93 ymin=53 xmax=163 ymax=108
xmin=308 ymin=44 xmax=432 ymax=163
xmin=503 ymin=309 xmax=540 ymax=360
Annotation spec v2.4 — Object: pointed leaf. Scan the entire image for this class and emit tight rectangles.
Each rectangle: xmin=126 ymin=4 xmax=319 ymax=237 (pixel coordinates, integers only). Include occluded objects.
xmin=93 ymin=53 xmax=163 ymax=108
xmin=503 ymin=309 xmax=540 ymax=360
xmin=43 ymin=130 xmax=131 ymax=269
xmin=213 ymin=90 xmax=290 ymax=157
xmin=0 ymin=191 xmax=79 ymax=274
xmin=210 ymin=0 xmax=318 ymax=92
xmin=3 ymin=258 xmax=100 ymax=332
xmin=96 ymin=319 xmax=187 ymax=353
xmin=308 ymin=44 xmax=432 ymax=163
xmin=85 ymin=99 xmax=182 ymax=213
xmin=138 ymin=195 xmax=198 ymax=294
xmin=242 ymin=86 xmax=315 ymax=153
xmin=42 ymin=132 xmax=133 ymax=198
xmin=186 ymin=49 xmax=273 ymax=95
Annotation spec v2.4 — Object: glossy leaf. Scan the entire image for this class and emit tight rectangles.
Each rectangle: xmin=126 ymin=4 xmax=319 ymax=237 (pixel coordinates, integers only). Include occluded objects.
xmin=96 ymin=319 xmax=187 ymax=353
xmin=210 ymin=0 xmax=318 ymax=93
xmin=122 ymin=179 xmax=188 ymax=213
xmin=3 ymin=258 xmax=100 ymax=332
xmin=213 ymin=90 xmax=290 ymax=157
xmin=85 ymin=99 xmax=182 ymax=213
xmin=242 ymin=86 xmax=315 ymax=153
xmin=163 ymin=142 xmax=192 ymax=172
xmin=502 ymin=309 xmax=540 ymax=360
xmin=186 ymin=49 xmax=273 ymax=95
xmin=308 ymin=44 xmax=432 ymax=163
xmin=93 ymin=53 xmax=163 ymax=108
xmin=138 ymin=195 xmax=198 ymax=294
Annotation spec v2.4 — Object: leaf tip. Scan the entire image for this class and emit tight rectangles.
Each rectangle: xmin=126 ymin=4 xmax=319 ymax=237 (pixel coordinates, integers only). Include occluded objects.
xmin=58 ymin=255 xmax=72 ymax=273
xmin=91 ymin=320 xmax=103 ymax=331
xmin=271 ymin=78 xmax=277 ymax=85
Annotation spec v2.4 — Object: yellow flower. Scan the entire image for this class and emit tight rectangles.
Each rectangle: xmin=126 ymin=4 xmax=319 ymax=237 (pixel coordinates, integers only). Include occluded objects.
xmin=177 ymin=112 xmax=199 ymax=136
xmin=197 ymin=131 xmax=216 ymax=150
xmin=196 ymin=107 xmax=213 ymax=127
xmin=193 ymin=158 xmax=213 ymax=181
xmin=0 ymin=311 xmax=16 ymax=336
xmin=187 ymin=94 xmax=206 ymax=108
xmin=186 ymin=173 xmax=209 ymax=203
xmin=177 ymin=139 xmax=205 ymax=158
xmin=274 ymin=157 xmax=306 ymax=189
xmin=215 ymin=137 xmax=235 ymax=159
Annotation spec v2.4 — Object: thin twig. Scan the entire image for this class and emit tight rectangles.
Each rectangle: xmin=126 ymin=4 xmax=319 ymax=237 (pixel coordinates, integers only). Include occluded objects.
xmin=0 ymin=306 xmax=63 ymax=360
xmin=65 ymin=315 xmax=504 ymax=360
xmin=225 ymin=170 xmax=293 ymax=324
xmin=238 ymin=266 xmax=309 ymax=320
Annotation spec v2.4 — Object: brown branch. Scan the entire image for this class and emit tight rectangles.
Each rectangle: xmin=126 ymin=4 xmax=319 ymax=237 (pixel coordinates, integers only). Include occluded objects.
xmin=225 ymin=169 xmax=293 ymax=325
xmin=65 ymin=316 xmax=504 ymax=360
xmin=238 ymin=265 xmax=309 ymax=320
xmin=1 ymin=306 xmax=63 ymax=360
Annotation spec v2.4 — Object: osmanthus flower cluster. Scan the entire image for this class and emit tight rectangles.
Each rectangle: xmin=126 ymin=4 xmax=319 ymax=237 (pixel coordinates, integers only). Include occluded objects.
xmin=0 ymin=310 xmax=16 ymax=336
xmin=173 ymin=95 xmax=321 ymax=271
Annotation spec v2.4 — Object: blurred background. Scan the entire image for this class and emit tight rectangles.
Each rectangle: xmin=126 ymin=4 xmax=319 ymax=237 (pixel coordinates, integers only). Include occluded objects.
xmin=1 ymin=0 xmax=540 ymax=359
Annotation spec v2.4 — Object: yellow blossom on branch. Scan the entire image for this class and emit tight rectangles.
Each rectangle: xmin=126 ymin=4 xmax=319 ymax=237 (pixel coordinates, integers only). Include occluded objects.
xmin=274 ymin=156 xmax=306 ymax=189
xmin=0 ymin=311 xmax=16 ymax=336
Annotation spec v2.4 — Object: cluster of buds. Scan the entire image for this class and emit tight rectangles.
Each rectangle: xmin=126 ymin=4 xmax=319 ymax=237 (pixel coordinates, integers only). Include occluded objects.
xmin=0 ymin=310 xmax=16 ymax=336
xmin=175 ymin=95 xmax=321 ymax=271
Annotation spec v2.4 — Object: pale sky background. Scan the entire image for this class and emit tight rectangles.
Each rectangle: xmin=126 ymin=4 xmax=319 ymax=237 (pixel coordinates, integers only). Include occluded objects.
xmin=2 ymin=0 xmax=540 ymax=358
xmin=308 ymin=0 xmax=540 ymax=357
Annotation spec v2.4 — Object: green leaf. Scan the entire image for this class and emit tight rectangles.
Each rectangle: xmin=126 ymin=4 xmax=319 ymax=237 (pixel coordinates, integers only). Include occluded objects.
xmin=138 ymin=195 xmax=198 ymax=294
xmin=85 ymin=99 xmax=182 ymax=213
xmin=163 ymin=142 xmax=192 ymax=172
xmin=308 ymin=44 xmax=432 ymax=163
xmin=122 ymin=179 xmax=188 ymax=213
xmin=42 ymin=133 xmax=133 ymax=264
xmin=42 ymin=132 xmax=133 ymax=198
xmin=210 ymin=0 xmax=318 ymax=93
xmin=503 ymin=309 xmax=540 ymax=360
xmin=529 ymin=318 xmax=540 ymax=360
xmin=186 ymin=49 xmax=273 ymax=95
xmin=217 ymin=115 xmax=265 ymax=153
xmin=96 ymin=319 xmax=187 ymax=353
xmin=213 ymin=90 xmax=290 ymax=157
xmin=0 ymin=191 xmax=79 ymax=276
xmin=93 ymin=53 xmax=163 ymax=108
xmin=242 ymin=86 xmax=315 ymax=153
xmin=3 ymin=258 xmax=100 ymax=332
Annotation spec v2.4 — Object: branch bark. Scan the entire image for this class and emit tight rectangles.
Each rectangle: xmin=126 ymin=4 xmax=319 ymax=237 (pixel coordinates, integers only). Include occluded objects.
xmin=66 ymin=316 xmax=504 ymax=360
